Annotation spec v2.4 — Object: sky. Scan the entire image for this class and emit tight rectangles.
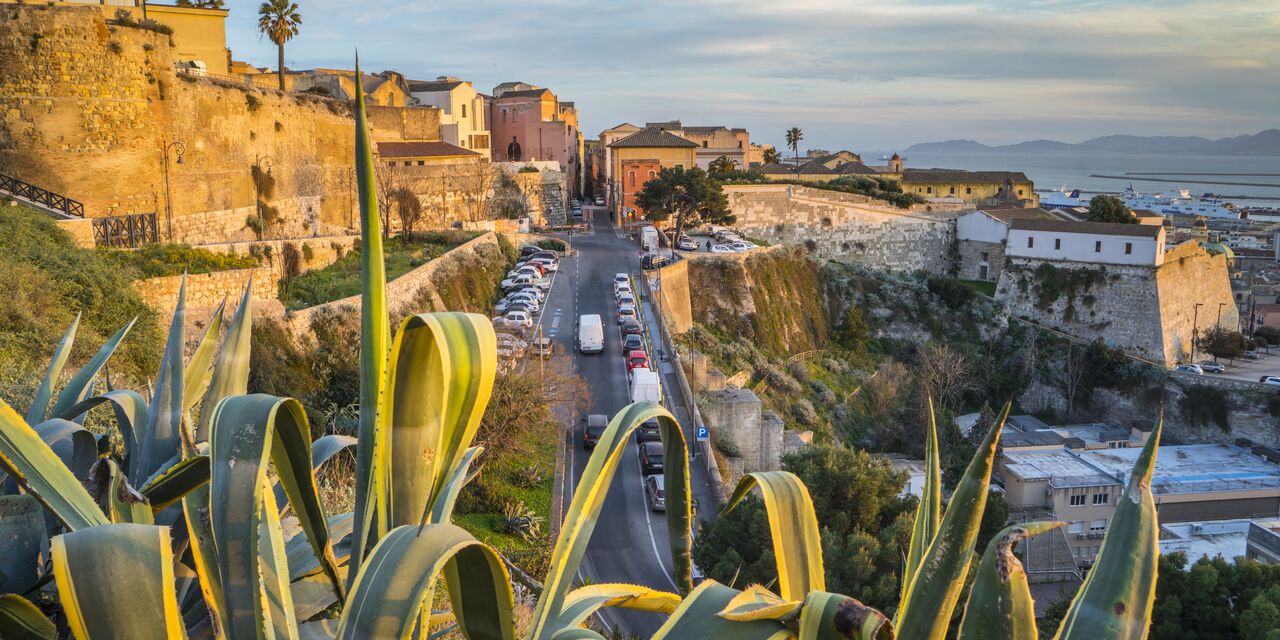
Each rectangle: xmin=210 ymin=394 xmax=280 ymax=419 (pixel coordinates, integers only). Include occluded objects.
xmin=226 ymin=0 xmax=1280 ymax=153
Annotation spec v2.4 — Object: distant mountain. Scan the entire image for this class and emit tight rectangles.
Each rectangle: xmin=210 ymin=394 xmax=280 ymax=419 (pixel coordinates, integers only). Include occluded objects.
xmin=904 ymin=129 xmax=1280 ymax=156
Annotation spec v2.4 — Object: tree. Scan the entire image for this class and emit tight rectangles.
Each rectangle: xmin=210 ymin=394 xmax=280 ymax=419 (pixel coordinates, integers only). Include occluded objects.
xmin=1086 ymin=194 xmax=1137 ymax=224
xmin=762 ymin=146 xmax=782 ymax=165
xmin=633 ymin=166 xmax=733 ymax=247
xmin=391 ymin=188 xmax=422 ymax=240
xmin=257 ymin=0 xmax=301 ymax=92
xmin=374 ymin=160 xmax=417 ymax=239
xmin=708 ymin=156 xmax=738 ymax=175
xmin=177 ymin=0 xmax=226 ymax=8
xmin=785 ymin=127 xmax=803 ymax=163
xmin=1254 ymin=325 xmax=1280 ymax=353
xmin=916 ymin=343 xmax=972 ymax=413
xmin=1198 ymin=325 xmax=1247 ymax=362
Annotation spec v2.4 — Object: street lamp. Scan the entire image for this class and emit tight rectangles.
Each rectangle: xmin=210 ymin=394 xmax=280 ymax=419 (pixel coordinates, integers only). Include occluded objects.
xmin=253 ymin=154 xmax=275 ymax=238
xmin=1216 ymin=301 xmax=1227 ymax=328
xmin=160 ymin=138 xmax=185 ymax=242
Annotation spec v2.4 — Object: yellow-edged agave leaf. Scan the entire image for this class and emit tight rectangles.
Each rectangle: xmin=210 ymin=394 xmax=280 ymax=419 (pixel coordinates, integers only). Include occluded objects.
xmin=426 ymin=445 xmax=482 ymax=526
xmin=48 ymin=318 xmax=136 ymax=422
xmin=650 ymin=580 xmax=790 ymax=640
xmin=723 ymin=471 xmax=825 ymax=601
xmin=181 ymin=478 xmax=223 ymax=633
xmin=550 ymin=583 xmax=682 ymax=631
xmin=718 ymin=584 xmax=802 ymax=622
xmin=895 ymin=404 xmax=1007 ymax=640
xmin=902 ymin=398 xmax=941 ymax=605
xmin=549 ymin=630 xmax=607 ymax=640
xmin=195 ymin=277 xmax=254 ymax=442
xmin=0 ymin=593 xmax=57 ymax=640
xmin=337 ymin=524 xmax=514 ymax=640
xmin=139 ymin=454 xmax=210 ymax=512
xmin=260 ymin=479 xmax=299 ymax=640
xmin=288 ymin=512 xmax=355 ymax=581
xmin=85 ymin=458 xmax=152 ymax=524
xmin=0 ymin=495 xmax=45 ymax=594
xmin=959 ymin=521 xmax=1063 ymax=640
xmin=136 ymin=276 xmax=187 ymax=482
xmin=208 ymin=395 xmax=343 ymax=637
xmin=348 ymin=53 xmax=392 ymax=590
xmin=797 ymin=592 xmax=893 ymax=640
xmin=26 ymin=313 xmax=80 ymax=426
xmin=58 ymin=389 xmax=148 ymax=474
xmin=528 ymin=402 xmax=691 ymax=640
xmin=32 ymin=418 xmax=97 ymax=481
xmin=0 ymin=400 xmax=109 ymax=530
xmin=182 ymin=300 xmax=225 ymax=414
xmin=1054 ymin=419 xmax=1162 ymax=640
xmin=274 ymin=435 xmax=358 ymax=515
xmin=51 ymin=524 xmax=185 ymax=640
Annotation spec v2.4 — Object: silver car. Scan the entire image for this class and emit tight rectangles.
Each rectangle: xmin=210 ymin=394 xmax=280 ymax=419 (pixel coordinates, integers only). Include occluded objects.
xmin=644 ymin=474 xmax=666 ymax=512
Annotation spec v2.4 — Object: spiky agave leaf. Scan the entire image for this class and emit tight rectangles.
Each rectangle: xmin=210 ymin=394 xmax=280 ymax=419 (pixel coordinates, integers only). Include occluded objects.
xmin=0 ymin=593 xmax=56 ymax=640
xmin=1053 ymin=419 xmax=1162 ymax=640
xmin=182 ymin=300 xmax=225 ymax=414
xmin=0 ymin=495 xmax=46 ymax=595
xmin=901 ymin=398 xmax=941 ymax=606
xmin=958 ymin=521 xmax=1064 ymax=640
xmin=195 ymin=276 xmax=254 ymax=442
xmin=0 ymin=400 xmax=109 ymax=530
xmin=650 ymin=580 xmax=788 ymax=640
xmin=895 ymin=403 xmax=1007 ymax=640
xmin=135 ymin=276 xmax=186 ymax=482
xmin=85 ymin=458 xmax=153 ymax=524
xmin=548 ymin=583 xmax=682 ymax=631
xmin=56 ymin=389 xmax=148 ymax=471
xmin=26 ymin=313 xmax=80 ymax=425
xmin=48 ymin=318 xmax=136 ymax=423
xmin=722 ymin=471 xmax=825 ymax=602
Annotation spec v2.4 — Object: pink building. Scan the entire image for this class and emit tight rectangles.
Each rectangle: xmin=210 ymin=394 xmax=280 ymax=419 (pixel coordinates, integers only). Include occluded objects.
xmin=488 ymin=85 xmax=583 ymax=197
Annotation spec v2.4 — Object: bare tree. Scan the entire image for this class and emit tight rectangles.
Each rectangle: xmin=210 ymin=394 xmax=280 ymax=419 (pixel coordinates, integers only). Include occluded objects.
xmin=1061 ymin=341 xmax=1088 ymax=420
xmin=374 ymin=160 xmax=419 ymax=239
xmin=447 ymin=161 xmax=501 ymax=223
xmin=391 ymin=188 xmax=423 ymax=240
xmin=916 ymin=343 xmax=972 ymax=412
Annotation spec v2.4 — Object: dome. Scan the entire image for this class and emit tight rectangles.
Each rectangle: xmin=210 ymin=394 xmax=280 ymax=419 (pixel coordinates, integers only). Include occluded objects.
xmin=1202 ymin=242 xmax=1234 ymax=261
xmin=1194 ymin=216 xmax=1208 ymax=228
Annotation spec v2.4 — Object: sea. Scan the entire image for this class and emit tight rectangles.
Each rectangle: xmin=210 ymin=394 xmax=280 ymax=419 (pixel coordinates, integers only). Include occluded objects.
xmin=864 ymin=151 xmax=1280 ymax=208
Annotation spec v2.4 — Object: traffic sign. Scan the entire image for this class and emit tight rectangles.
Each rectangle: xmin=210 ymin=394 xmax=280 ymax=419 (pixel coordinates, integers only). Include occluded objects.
xmin=696 ymin=426 xmax=710 ymax=442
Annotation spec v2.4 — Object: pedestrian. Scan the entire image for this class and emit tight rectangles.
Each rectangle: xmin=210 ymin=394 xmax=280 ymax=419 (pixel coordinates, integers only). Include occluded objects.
xmin=706 ymin=239 xmax=711 ymax=251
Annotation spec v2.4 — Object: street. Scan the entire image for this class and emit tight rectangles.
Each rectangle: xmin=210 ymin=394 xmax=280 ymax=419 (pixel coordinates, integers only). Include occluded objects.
xmin=545 ymin=208 xmax=718 ymax=637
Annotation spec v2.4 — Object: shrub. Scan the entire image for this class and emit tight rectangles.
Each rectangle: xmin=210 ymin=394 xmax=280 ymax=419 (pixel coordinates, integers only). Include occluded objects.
xmin=496 ymin=500 xmax=542 ymax=541
xmin=792 ymin=398 xmax=818 ymax=425
xmin=245 ymin=93 xmax=261 ymax=112
xmin=96 ymin=244 xmax=256 ymax=278
xmin=511 ymin=464 xmax=544 ymax=489
xmin=1179 ymin=384 xmax=1230 ymax=432
xmin=812 ymin=380 xmax=837 ymax=406
xmin=107 ymin=40 xmax=122 ymax=54
xmin=926 ymin=276 xmax=974 ymax=310
xmin=517 ymin=166 xmax=539 ymax=173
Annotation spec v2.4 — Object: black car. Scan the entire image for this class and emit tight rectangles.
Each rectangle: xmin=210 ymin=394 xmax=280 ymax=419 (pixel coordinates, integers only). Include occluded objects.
xmin=583 ymin=414 xmax=608 ymax=449
xmin=519 ymin=244 xmax=542 ymax=257
xmin=621 ymin=319 xmax=644 ymax=336
xmin=635 ymin=418 xmax=661 ymax=444
xmin=623 ymin=333 xmax=645 ymax=351
xmin=641 ymin=254 xmax=670 ymax=270
xmin=639 ymin=441 xmax=664 ymax=475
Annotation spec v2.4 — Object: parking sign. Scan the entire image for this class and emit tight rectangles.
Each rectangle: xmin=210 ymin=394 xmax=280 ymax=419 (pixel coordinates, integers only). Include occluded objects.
xmin=696 ymin=426 xmax=709 ymax=442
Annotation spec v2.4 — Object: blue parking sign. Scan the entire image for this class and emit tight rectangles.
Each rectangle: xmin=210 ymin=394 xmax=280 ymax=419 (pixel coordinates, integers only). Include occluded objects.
xmin=696 ymin=426 xmax=709 ymax=442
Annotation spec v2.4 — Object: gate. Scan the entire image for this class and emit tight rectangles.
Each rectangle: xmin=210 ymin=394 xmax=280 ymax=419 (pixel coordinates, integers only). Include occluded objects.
xmin=92 ymin=212 xmax=159 ymax=248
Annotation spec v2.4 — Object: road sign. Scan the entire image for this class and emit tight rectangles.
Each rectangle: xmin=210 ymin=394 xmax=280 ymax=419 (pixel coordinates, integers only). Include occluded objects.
xmin=696 ymin=426 xmax=709 ymax=442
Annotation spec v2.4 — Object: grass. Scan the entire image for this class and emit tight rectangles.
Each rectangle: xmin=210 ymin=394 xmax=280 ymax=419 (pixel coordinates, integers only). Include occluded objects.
xmin=957 ymin=279 xmax=997 ymax=297
xmin=279 ymin=231 xmax=479 ymax=309
xmin=97 ymin=243 xmax=257 ymax=279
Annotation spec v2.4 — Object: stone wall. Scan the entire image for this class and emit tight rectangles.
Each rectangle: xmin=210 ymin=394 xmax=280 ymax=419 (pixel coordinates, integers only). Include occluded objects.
xmin=1156 ymin=242 xmax=1240 ymax=364
xmin=700 ymin=388 xmax=782 ymax=478
xmin=198 ymin=233 xmax=358 ymax=282
xmin=723 ymin=184 xmax=960 ymax=273
xmin=133 ymin=266 xmax=276 ymax=324
xmin=958 ymin=239 xmax=1005 ymax=281
xmin=654 ymin=258 xmax=693 ymax=335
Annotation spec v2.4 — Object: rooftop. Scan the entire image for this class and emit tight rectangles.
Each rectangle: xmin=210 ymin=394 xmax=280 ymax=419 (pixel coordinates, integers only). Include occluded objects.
xmin=609 ymin=128 xmax=699 ymax=149
xmin=901 ymin=169 xmax=1032 ymax=184
xmin=376 ymin=141 xmax=479 ymax=159
xmin=496 ymin=88 xmax=554 ymax=100
xmin=1084 ymin=444 xmax=1280 ymax=496
xmin=1009 ymin=218 xmax=1164 ymax=239
xmin=1002 ymin=450 xmax=1119 ymax=488
xmin=407 ymin=79 xmax=466 ymax=92
xmin=1159 ymin=519 xmax=1253 ymax=562
xmin=977 ymin=208 xmax=1059 ymax=224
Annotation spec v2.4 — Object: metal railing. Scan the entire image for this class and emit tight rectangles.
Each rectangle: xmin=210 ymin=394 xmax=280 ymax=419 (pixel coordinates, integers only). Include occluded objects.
xmin=0 ymin=173 xmax=85 ymax=218
xmin=92 ymin=212 xmax=158 ymax=248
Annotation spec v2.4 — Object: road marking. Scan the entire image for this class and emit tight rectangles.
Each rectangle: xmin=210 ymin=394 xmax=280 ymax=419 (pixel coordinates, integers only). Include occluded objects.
xmin=639 ymin=459 xmax=680 ymax=592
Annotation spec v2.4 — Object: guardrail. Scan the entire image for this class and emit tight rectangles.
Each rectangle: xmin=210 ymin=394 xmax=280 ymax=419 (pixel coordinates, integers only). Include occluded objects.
xmin=0 ymin=173 xmax=85 ymax=218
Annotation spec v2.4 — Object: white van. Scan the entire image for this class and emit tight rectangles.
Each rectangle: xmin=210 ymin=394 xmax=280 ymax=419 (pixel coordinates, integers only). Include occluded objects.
xmin=578 ymin=314 xmax=604 ymax=354
xmin=630 ymin=368 xmax=662 ymax=404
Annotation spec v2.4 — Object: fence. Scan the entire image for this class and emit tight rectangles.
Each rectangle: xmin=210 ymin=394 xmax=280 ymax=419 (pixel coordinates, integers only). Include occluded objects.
xmin=92 ymin=212 xmax=158 ymax=248
xmin=0 ymin=173 xmax=85 ymax=218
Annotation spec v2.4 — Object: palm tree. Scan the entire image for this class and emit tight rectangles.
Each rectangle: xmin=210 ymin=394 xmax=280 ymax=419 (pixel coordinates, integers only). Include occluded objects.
xmin=785 ymin=127 xmax=803 ymax=163
xmin=709 ymin=156 xmax=737 ymax=174
xmin=762 ymin=146 xmax=781 ymax=165
xmin=177 ymin=0 xmax=226 ymax=8
xmin=257 ymin=0 xmax=302 ymax=91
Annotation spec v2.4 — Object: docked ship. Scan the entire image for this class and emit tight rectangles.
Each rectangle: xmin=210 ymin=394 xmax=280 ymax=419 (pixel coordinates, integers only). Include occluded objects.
xmin=1038 ymin=185 xmax=1239 ymax=218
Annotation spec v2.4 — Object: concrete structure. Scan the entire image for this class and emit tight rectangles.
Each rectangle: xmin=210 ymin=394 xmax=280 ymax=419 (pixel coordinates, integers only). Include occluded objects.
xmin=700 ymin=388 xmax=783 ymax=482
xmin=1159 ymin=519 xmax=1253 ymax=562
xmin=677 ymin=125 xmax=750 ymax=171
xmin=607 ymin=128 xmax=697 ymax=226
xmin=956 ymin=208 xmax=1060 ymax=281
xmin=407 ymin=77 xmax=491 ymax=159
xmin=879 ymin=456 xmax=937 ymax=498
xmin=1007 ymin=219 xmax=1167 ymax=266
xmin=487 ymin=85 xmax=582 ymax=197
xmin=1247 ymin=518 xmax=1280 ymax=563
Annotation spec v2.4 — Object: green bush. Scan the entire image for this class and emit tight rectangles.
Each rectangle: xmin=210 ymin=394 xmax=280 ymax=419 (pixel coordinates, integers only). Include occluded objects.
xmin=280 ymin=233 xmax=477 ymax=309
xmin=97 ymin=244 xmax=256 ymax=278
xmin=1180 ymin=384 xmax=1231 ymax=432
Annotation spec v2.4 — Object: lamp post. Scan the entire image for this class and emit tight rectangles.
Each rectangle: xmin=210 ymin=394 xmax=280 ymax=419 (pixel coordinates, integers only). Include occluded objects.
xmin=253 ymin=154 xmax=275 ymax=238
xmin=160 ymin=138 xmax=185 ymax=242
xmin=1191 ymin=302 xmax=1203 ymax=362
xmin=1216 ymin=301 xmax=1227 ymax=328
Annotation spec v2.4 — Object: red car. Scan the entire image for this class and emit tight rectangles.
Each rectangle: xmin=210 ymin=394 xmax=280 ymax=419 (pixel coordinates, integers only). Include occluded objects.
xmin=627 ymin=350 xmax=650 ymax=373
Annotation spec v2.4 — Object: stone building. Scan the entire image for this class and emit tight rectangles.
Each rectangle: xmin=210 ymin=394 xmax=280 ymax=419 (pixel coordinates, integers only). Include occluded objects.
xmin=678 ymin=125 xmax=751 ymax=171
xmin=407 ymin=77 xmax=491 ymax=160
xmin=289 ymin=69 xmax=412 ymax=107
xmin=955 ymin=208 xmax=1061 ymax=281
xmin=1007 ymin=219 xmax=1166 ymax=266
xmin=896 ymin=170 xmax=1040 ymax=208
xmin=487 ymin=85 xmax=583 ymax=197
xmin=606 ymin=128 xmax=698 ymax=227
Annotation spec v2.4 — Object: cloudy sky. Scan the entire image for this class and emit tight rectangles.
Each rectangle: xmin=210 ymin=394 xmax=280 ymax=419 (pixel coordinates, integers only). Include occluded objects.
xmin=226 ymin=0 xmax=1280 ymax=153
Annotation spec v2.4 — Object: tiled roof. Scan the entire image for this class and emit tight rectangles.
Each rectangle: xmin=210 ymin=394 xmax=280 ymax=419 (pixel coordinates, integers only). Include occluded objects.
xmin=376 ymin=141 xmax=479 ymax=159
xmin=902 ymin=169 xmax=1032 ymax=184
xmin=757 ymin=163 xmax=794 ymax=174
xmin=497 ymin=88 xmax=553 ymax=99
xmin=978 ymin=208 xmax=1058 ymax=223
xmin=834 ymin=162 xmax=877 ymax=175
xmin=609 ymin=128 xmax=698 ymax=149
xmin=1009 ymin=218 xmax=1163 ymax=238
xmin=407 ymin=79 xmax=465 ymax=92
xmin=795 ymin=161 xmax=835 ymax=175
xmin=683 ymin=126 xmax=727 ymax=134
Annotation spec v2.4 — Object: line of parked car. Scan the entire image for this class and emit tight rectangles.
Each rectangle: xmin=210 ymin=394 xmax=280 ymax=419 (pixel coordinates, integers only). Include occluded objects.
xmin=492 ymin=245 xmax=559 ymax=341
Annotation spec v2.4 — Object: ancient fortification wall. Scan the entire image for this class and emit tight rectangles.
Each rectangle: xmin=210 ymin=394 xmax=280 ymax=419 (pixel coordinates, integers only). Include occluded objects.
xmin=0 ymin=5 xmax=440 ymax=242
xmin=995 ymin=242 xmax=1236 ymax=366
xmin=133 ymin=266 xmax=277 ymax=325
xmin=723 ymin=184 xmax=958 ymax=273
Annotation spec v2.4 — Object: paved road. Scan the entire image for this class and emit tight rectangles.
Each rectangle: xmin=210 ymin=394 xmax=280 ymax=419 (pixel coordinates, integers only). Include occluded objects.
xmin=545 ymin=209 xmax=717 ymax=637
xmin=1202 ymin=349 xmax=1280 ymax=383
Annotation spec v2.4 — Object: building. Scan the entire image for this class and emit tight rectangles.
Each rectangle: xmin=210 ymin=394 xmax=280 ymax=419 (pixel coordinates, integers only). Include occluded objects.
xmin=955 ymin=208 xmax=1061 ymax=281
xmin=895 ymin=170 xmax=1039 ymax=208
xmin=1247 ymin=518 xmax=1280 ymax=563
xmin=289 ymin=69 xmax=412 ymax=107
xmin=487 ymin=85 xmax=583 ymax=197
xmin=374 ymin=141 xmax=487 ymax=228
xmin=407 ymin=77 xmax=491 ymax=159
xmin=1006 ymin=218 xmax=1168 ymax=266
xmin=376 ymin=141 xmax=481 ymax=167
xmin=677 ymin=125 xmax=751 ymax=171
xmin=606 ymin=128 xmax=697 ymax=226
xmin=596 ymin=123 xmax=643 ymax=204
xmin=747 ymin=143 xmax=776 ymax=166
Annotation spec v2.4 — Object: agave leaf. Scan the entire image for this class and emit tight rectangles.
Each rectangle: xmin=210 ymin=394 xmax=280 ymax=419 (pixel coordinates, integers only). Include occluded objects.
xmin=1053 ymin=419 xmax=1162 ymax=640
xmin=208 ymin=394 xmax=343 ymax=637
xmin=33 ymin=419 xmax=98 ymax=481
xmin=0 ymin=593 xmax=57 ymax=640
xmin=959 ymin=521 xmax=1063 ymax=640
xmin=796 ymin=592 xmax=893 ymax=640
xmin=426 ymin=446 xmax=481 ymax=526
xmin=718 ymin=584 xmax=803 ymax=622
xmin=650 ymin=580 xmax=789 ymax=640
xmin=528 ymin=402 xmax=691 ymax=640
xmin=180 ymin=458 xmax=223 ymax=635
xmin=895 ymin=404 xmax=1007 ymax=640
xmin=346 ymin=53 xmax=393 ymax=593
xmin=723 ymin=471 xmax=825 ymax=601
xmin=273 ymin=434 xmax=357 ymax=515
xmin=260 ymin=478 xmax=299 ymax=640
xmin=57 ymin=390 xmax=148 ymax=472
xmin=51 ymin=523 xmax=186 ymax=640
xmin=0 ymin=495 xmax=46 ymax=594
xmin=86 ymin=458 xmax=153 ymax=524
xmin=550 ymin=583 xmax=682 ymax=631
xmin=48 ymin=318 xmax=136 ymax=422
xmin=288 ymin=512 xmax=355 ymax=581
xmin=0 ymin=400 xmax=109 ymax=530
xmin=136 ymin=277 xmax=187 ymax=482
xmin=140 ymin=454 xmax=210 ymax=512
xmin=337 ymin=524 xmax=514 ymax=640
xmin=27 ymin=314 xmax=80 ymax=425
xmin=902 ymin=398 xmax=941 ymax=606
xmin=183 ymin=301 xmax=225 ymax=414
xmin=549 ymin=630 xmax=607 ymax=640
xmin=195 ymin=277 xmax=254 ymax=442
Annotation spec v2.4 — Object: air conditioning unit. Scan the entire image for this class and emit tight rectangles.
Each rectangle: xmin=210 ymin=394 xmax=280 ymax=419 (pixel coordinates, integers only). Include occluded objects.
xmin=1087 ymin=532 xmax=1106 ymax=539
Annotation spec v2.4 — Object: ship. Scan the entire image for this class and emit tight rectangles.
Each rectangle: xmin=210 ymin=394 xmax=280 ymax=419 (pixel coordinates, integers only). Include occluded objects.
xmin=1040 ymin=186 xmax=1086 ymax=208
xmin=1120 ymin=185 xmax=1238 ymax=219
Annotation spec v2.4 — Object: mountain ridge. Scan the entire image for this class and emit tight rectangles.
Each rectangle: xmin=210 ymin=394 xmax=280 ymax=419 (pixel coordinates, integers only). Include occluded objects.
xmin=905 ymin=129 xmax=1280 ymax=156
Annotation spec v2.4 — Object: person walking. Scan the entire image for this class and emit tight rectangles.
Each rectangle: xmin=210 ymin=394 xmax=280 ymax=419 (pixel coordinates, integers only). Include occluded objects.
xmin=705 ymin=239 xmax=712 ymax=251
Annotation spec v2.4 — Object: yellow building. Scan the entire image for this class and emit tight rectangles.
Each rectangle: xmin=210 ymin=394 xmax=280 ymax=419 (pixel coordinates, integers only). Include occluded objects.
xmin=897 ymin=169 xmax=1039 ymax=207
xmin=607 ymin=128 xmax=697 ymax=226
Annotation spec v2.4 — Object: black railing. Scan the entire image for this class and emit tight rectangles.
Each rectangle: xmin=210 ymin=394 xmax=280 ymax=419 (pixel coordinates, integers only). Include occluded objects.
xmin=93 ymin=212 xmax=158 ymax=248
xmin=0 ymin=173 xmax=85 ymax=218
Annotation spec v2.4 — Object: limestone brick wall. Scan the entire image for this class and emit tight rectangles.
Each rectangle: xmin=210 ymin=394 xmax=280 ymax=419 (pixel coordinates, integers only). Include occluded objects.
xmin=654 ymin=258 xmax=693 ymax=334
xmin=958 ymin=239 xmax=1005 ymax=281
xmin=53 ymin=218 xmax=95 ymax=248
xmin=1156 ymin=243 xmax=1239 ymax=364
xmin=198 ymin=234 xmax=359 ymax=281
xmin=133 ymin=266 xmax=275 ymax=321
xmin=723 ymin=184 xmax=958 ymax=273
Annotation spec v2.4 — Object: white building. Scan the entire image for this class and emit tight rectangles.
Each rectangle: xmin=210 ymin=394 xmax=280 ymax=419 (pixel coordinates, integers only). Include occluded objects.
xmin=1006 ymin=218 xmax=1166 ymax=266
xmin=955 ymin=208 xmax=1064 ymax=281
xmin=408 ymin=77 xmax=491 ymax=160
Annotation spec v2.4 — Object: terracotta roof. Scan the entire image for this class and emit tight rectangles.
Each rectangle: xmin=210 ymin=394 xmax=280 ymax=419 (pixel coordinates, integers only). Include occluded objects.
xmin=376 ymin=141 xmax=479 ymax=159
xmin=902 ymin=169 xmax=1032 ymax=184
xmin=609 ymin=128 xmax=698 ymax=149
xmin=1009 ymin=218 xmax=1162 ymax=238
xmin=408 ymin=79 xmax=465 ymax=92
xmin=757 ymin=162 xmax=794 ymax=174
xmin=795 ymin=161 xmax=835 ymax=175
xmin=684 ymin=126 xmax=727 ymax=134
xmin=834 ymin=162 xmax=877 ymax=175
xmin=977 ymin=208 xmax=1057 ymax=223
xmin=498 ymin=88 xmax=554 ymax=99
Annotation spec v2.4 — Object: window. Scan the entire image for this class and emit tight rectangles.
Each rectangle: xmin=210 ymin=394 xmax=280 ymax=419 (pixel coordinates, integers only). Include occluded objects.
xmin=647 ymin=170 xmax=656 ymax=179
xmin=502 ymin=110 xmax=507 ymax=123
xmin=461 ymin=104 xmax=467 ymax=118
xmin=1017 ymin=189 xmax=1024 ymax=196
xmin=949 ymin=186 xmax=955 ymax=194
xmin=627 ymin=170 xmax=636 ymax=188
xmin=675 ymin=164 xmax=683 ymax=169
xmin=1093 ymin=493 xmax=1109 ymax=505
xmin=702 ymin=141 xmax=708 ymax=148
xmin=1067 ymin=522 xmax=1084 ymax=534
xmin=981 ymin=251 xmax=989 ymax=262
xmin=1090 ymin=519 xmax=1107 ymax=532
xmin=927 ymin=186 xmax=933 ymax=194
xmin=417 ymin=160 xmax=425 ymax=166
xmin=965 ymin=187 xmax=972 ymax=194
xmin=738 ymin=141 xmax=743 ymax=148
xmin=1125 ymin=242 xmax=1133 ymax=255
xmin=1069 ymin=494 xmax=1086 ymax=507
xmin=1054 ymin=238 xmax=1061 ymax=250
xmin=1027 ymin=237 xmax=1035 ymax=249
xmin=1095 ymin=240 xmax=1102 ymax=252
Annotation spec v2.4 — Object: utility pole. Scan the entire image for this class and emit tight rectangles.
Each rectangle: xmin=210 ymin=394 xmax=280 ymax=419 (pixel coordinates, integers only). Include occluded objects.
xmin=160 ymin=138 xmax=185 ymax=243
xmin=1216 ymin=301 xmax=1227 ymax=328
xmin=1191 ymin=303 xmax=1203 ymax=362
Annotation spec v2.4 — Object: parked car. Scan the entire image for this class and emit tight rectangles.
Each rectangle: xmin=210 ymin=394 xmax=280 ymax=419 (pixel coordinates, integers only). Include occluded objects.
xmin=583 ymin=414 xmax=608 ymax=449
xmin=595 ymin=196 xmax=604 ymax=205
xmin=677 ymin=237 xmax=700 ymax=251
xmin=614 ymin=273 xmax=630 ymax=286
xmin=639 ymin=441 xmax=664 ymax=475
xmin=531 ymin=336 xmax=553 ymax=358
xmin=509 ymin=284 xmax=545 ymax=300
xmin=627 ymin=350 xmax=650 ymax=373
xmin=621 ymin=319 xmax=644 ymax=336
xmin=508 ymin=265 xmax=545 ymax=279
xmin=1199 ymin=361 xmax=1226 ymax=374
xmin=614 ymin=281 xmax=633 ymax=298
xmin=495 ymin=299 xmax=534 ymax=316
xmin=1243 ymin=351 xmax=1261 ymax=360
xmin=709 ymin=244 xmax=735 ymax=254
xmin=528 ymin=258 xmax=558 ymax=272
xmin=519 ymin=244 xmax=542 ymax=257
xmin=644 ymin=475 xmax=666 ymax=512
xmin=507 ymin=291 xmax=542 ymax=305
xmin=617 ymin=303 xmax=637 ymax=325
xmin=641 ymin=254 xmax=670 ymax=270
xmin=623 ymin=334 xmax=645 ymax=351
xmin=1175 ymin=364 xmax=1204 ymax=375
xmin=493 ymin=310 xmax=533 ymax=328
xmin=729 ymin=242 xmax=753 ymax=252
xmin=529 ymin=250 xmax=559 ymax=260
xmin=617 ymin=292 xmax=636 ymax=309
xmin=634 ymin=418 xmax=661 ymax=443
xmin=1260 ymin=376 xmax=1280 ymax=386
xmin=501 ymin=274 xmax=550 ymax=290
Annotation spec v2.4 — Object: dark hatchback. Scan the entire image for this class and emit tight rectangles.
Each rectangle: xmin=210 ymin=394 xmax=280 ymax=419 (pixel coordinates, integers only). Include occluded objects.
xmin=635 ymin=418 xmax=661 ymax=444
xmin=621 ymin=319 xmax=644 ymax=336
xmin=639 ymin=441 xmax=664 ymax=475
xmin=583 ymin=414 xmax=608 ymax=449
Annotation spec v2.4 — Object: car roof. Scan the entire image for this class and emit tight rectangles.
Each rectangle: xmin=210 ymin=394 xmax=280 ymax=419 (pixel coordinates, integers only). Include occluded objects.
xmin=628 ymin=350 xmax=648 ymax=358
xmin=647 ymin=475 xmax=664 ymax=489
xmin=586 ymin=414 xmax=608 ymax=426
xmin=623 ymin=319 xmax=641 ymax=327
xmin=643 ymin=441 xmax=665 ymax=454
xmin=615 ymin=273 xmax=628 ymax=279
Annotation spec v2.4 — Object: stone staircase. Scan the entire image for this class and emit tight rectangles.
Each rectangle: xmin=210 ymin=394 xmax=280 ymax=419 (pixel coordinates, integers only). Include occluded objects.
xmin=540 ymin=183 xmax=567 ymax=226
